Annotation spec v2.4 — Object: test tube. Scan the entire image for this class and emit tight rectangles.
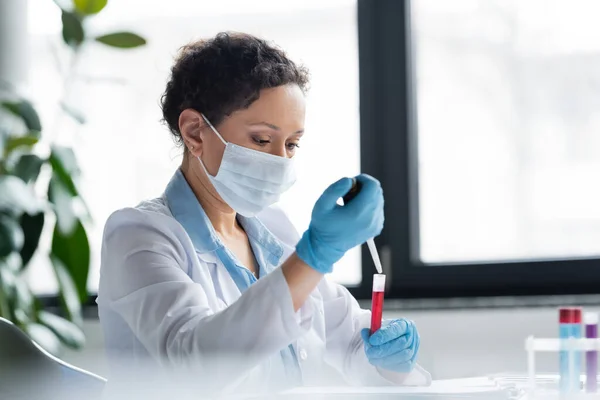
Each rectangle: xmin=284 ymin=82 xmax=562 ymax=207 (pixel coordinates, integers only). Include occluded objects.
xmin=370 ymin=274 xmax=386 ymax=335
xmin=585 ymin=312 xmax=598 ymax=393
xmin=571 ymin=308 xmax=583 ymax=392
xmin=559 ymin=308 xmax=572 ymax=393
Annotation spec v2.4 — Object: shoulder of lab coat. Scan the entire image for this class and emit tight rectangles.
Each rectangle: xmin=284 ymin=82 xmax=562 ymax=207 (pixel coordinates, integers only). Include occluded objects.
xmin=98 ymin=200 xmax=311 ymax=390
xmin=258 ymin=205 xmax=431 ymax=387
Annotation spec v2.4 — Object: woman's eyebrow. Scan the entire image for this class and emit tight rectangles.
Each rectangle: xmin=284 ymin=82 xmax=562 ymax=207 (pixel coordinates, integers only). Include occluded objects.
xmin=248 ymin=121 xmax=304 ymax=134
xmin=249 ymin=121 xmax=280 ymax=130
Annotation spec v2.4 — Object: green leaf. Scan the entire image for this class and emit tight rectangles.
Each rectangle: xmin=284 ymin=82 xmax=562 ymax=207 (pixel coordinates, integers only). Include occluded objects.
xmin=1 ymin=101 xmax=42 ymax=132
xmin=25 ymin=322 xmax=62 ymax=355
xmin=13 ymin=308 xmax=30 ymax=326
xmin=51 ymin=218 xmax=90 ymax=305
xmin=14 ymin=277 xmax=34 ymax=315
xmin=0 ymin=214 xmax=24 ymax=257
xmin=95 ymin=32 xmax=146 ymax=49
xmin=0 ymin=266 xmax=16 ymax=293
xmin=48 ymin=176 xmax=77 ymax=235
xmin=61 ymin=11 xmax=84 ymax=48
xmin=1 ymin=252 xmax=22 ymax=274
xmin=4 ymin=136 xmax=39 ymax=156
xmin=19 ymin=212 xmax=45 ymax=267
xmin=13 ymin=154 xmax=44 ymax=184
xmin=37 ymin=311 xmax=85 ymax=349
xmin=51 ymin=146 xmax=79 ymax=175
xmin=0 ymin=176 xmax=44 ymax=217
xmin=50 ymin=255 xmax=83 ymax=326
xmin=0 ymin=253 xmax=23 ymax=320
xmin=59 ymin=102 xmax=86 ymax=124
xmin=0 ymin=267 xmax=12 ymax=319
xmin=0 ymin=132 xmax=5 ymax=156
xmin=51 ymin=218 xmax=90 ymax=304
xmin=74 ymin=0 xmax=107 ymax=15
xmin=48 ymin=146 xmax=79 ymax=197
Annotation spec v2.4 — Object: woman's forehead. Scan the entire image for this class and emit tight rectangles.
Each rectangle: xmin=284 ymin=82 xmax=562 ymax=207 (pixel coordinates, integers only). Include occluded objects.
xmin=229 ymin=86 xmax=306 ymax=129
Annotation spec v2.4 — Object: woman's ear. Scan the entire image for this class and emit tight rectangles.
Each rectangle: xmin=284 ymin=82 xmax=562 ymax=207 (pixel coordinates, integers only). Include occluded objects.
xmin=179 ymin=108 xmax=204 ymax=156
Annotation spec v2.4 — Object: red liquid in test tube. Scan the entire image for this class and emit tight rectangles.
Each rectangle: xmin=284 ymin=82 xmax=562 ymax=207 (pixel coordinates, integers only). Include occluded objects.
xmin=370 ymin=274 xmax=386 ymax=335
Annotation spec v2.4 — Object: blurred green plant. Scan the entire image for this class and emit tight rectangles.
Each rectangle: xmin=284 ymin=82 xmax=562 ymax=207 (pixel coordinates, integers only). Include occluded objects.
xmin=0 ymin=0 xmax=145 ymax=355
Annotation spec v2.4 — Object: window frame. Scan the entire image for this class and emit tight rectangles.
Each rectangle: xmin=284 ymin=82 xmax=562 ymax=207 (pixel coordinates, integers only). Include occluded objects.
xmin=349 ymin=0 xmax=600 ymax=302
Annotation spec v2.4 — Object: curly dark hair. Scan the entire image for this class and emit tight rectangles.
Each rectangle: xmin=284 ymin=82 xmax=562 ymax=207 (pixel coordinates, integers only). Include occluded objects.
xmin=160 ymin=32 xmax=310 ymax=145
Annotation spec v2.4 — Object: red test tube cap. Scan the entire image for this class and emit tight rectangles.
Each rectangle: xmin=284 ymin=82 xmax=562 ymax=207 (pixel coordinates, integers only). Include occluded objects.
xmin=572 ymin=307 xmax=582 ymax=323
xmin=559 ymin=307 xmax=583 ymax=323
xmin=559 ymin=307 xmax=573 ymax=324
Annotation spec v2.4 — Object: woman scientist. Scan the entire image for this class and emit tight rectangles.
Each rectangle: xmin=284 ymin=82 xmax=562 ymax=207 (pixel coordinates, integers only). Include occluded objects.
xmin=97 ymin=32 xmax=430 ymax=395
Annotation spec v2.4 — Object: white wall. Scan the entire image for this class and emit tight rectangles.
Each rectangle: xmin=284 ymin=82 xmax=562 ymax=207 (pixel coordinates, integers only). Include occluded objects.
xmin=0 ymin=0 xmax=28 ymax=90
xmin=62 ymin=306 xmax=578 ymax=381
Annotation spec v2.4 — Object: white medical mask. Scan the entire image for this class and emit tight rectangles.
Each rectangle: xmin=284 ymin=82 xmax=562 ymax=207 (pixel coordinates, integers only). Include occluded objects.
xmin=197 ymin=114 xmax=297 ymax=217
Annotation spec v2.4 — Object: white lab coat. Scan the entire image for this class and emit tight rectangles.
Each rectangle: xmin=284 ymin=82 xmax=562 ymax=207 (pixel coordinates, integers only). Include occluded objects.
xmin=97 ymin=196 xmax=429 ymax=397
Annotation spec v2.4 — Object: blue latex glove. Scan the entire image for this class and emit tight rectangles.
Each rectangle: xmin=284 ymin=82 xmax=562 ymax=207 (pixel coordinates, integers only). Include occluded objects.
xmin=296 ymin=174 xmax=384 ymax=274
xmin=361 ymin=319 xmax=420 ymax=373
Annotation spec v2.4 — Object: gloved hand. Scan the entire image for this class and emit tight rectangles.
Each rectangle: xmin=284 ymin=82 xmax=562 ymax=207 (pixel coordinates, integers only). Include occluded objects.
xmin=361 ymin=319 xmax=420 ymax=373
xmin=295 ymin=174 xmax=384 ymax=274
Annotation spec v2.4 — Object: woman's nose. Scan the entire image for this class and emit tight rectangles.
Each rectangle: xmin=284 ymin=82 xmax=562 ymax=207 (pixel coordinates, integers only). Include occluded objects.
xmin=269 ymin=144 xmax=287 ymax=158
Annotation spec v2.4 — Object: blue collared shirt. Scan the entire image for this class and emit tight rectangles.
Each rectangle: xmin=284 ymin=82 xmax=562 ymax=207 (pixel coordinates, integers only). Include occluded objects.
xmin=164 ymin=169 xmax=302 ymax=385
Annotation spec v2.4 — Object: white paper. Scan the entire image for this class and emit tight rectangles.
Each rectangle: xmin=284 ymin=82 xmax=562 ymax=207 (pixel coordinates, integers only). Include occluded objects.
xmin=282 ymin=377 xmax=501 ymax=395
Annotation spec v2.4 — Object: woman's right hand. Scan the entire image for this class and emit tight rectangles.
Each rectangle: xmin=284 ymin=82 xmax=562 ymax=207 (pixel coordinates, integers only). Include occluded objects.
xmin=295 ymin=174 xmax=384 ymax=274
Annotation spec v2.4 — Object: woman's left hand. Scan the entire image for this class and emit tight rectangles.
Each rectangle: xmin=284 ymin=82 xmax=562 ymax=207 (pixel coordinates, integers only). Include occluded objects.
xmin=361 ymin=318 xmax=420 ymax=373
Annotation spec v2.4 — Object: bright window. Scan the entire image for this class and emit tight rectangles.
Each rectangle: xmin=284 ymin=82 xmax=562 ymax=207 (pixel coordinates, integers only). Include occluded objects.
xmin=413 ymin=0 xmax=600 ymax=263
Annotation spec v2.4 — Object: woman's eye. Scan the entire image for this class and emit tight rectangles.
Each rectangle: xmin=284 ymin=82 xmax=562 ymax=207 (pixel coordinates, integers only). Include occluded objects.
xmin=287 ymin=142 xmax=300 ymax=150
xmin=252 ymin=137 xmax=270 ymax=146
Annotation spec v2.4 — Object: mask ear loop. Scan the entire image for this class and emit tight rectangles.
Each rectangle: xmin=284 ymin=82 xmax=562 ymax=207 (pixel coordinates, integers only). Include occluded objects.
xmin=201 ymin=114 xmax=227 ymax=145
xmin=198 ymin=114 xmax=226 ymax=179
xmin=197 ymin=153 xmax=214 ymax=178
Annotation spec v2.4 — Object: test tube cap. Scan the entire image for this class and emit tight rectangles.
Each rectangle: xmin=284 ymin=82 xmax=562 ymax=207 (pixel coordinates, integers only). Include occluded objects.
xmin=559 ymin=308 xmax=573 ymax=323
xmin=584 ymin=312 xmax=599 ymax=325
xmin=372 ymin=274 xmax=386 ymax=292
xmin=572 ymin=307 xmax=582 ymax=323
xmin=559 ymin=307 xmax=583 ymax=323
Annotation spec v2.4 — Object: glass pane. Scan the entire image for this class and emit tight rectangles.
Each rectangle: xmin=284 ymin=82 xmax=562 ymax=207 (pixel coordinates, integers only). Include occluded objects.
xmin=413 ymin=0 xmax=600 ymax=263
xmin=26 ymin=0 xmax=361 ymax=294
